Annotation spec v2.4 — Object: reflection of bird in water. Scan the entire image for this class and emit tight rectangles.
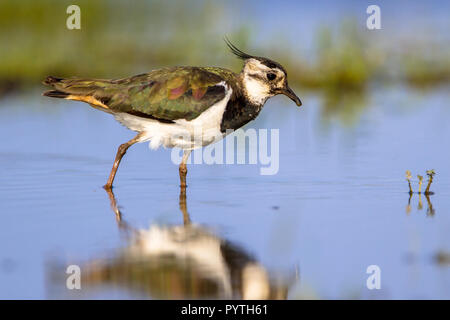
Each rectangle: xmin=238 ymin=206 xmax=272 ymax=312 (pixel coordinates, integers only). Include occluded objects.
xmin=77 ymin=189 xmax=290 ymax=299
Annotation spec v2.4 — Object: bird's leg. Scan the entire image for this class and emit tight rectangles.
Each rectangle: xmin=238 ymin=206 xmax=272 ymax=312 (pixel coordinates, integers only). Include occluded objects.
xmin=103 ymin=133 xmax=142 ymax=190
xmin=179 ymin=150 xmax=191 ymax=189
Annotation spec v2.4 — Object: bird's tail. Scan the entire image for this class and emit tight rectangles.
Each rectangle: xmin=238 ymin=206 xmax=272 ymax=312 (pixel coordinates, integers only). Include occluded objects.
xmin=42 ymin=76 xmax=113 ymax=111
xmin=42 ymin=76 xmax=70 ymax=98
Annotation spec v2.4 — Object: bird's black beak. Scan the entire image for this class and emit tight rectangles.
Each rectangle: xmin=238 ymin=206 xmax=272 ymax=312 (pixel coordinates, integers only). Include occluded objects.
xmin=281 ymin=86 xmax=302 ymax=106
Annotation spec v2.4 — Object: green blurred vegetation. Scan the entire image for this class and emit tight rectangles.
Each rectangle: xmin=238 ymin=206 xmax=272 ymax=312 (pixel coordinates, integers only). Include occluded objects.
xmin=0 ymin=0 xmax=245 ymax=92
xmin=403 ymin=52 xmax=450 ymax=87
xmin=282 ymin=21 xmax=382 ymax=91
xmin=0 ymin=0 xmax=449 ymax=102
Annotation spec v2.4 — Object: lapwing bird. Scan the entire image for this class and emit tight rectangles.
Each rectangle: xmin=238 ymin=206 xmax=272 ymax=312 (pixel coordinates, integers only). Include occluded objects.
xmin=42 ymin=39 xmax=301 ymax=190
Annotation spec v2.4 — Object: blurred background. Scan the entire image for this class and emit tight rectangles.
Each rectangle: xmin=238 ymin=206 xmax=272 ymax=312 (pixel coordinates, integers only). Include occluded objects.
xmin=1 ymin=0 xmax=449 ymax=101
xmin=0 ymin=0 xmax=449 ymax=299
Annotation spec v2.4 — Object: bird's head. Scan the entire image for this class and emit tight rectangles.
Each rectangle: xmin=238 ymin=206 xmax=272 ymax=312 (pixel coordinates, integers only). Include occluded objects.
xmin=225 ymin=38 xmax=302 ymax=107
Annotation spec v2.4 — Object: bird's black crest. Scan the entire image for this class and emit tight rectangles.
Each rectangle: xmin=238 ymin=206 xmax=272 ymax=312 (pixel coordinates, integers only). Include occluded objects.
xmin=224 ymin=37 xmax=287 ymax=74
xmin=224 ymin=37 xmax=254 ymax=60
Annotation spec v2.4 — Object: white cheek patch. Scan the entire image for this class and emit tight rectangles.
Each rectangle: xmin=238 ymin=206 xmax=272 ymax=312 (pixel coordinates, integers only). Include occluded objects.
xmin=243 ymin=75 xmax=270 ymax=105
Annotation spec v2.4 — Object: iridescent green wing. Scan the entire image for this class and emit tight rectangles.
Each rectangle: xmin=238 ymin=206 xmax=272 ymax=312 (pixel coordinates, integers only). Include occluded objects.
xmin=106 ymin=67 xmax=236 ymax=121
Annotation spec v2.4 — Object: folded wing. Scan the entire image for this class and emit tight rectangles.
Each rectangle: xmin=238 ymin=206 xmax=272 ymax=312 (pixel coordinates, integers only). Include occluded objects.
xmin=43 ymin=67 xmax=232 ymax=122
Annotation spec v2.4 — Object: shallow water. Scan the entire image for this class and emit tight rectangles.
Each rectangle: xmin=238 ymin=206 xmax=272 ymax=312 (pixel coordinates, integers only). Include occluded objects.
xmin=0 ymin=86 xmax=449 ymax=299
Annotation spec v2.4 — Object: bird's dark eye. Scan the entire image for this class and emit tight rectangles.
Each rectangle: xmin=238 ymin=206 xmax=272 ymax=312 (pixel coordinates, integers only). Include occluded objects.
xmin=267 ymin=73 xmax=276 ymax=81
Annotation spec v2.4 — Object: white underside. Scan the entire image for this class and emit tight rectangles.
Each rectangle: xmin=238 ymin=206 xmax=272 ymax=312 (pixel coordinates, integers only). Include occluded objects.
xmin=114 ymin=81 xmax=232 ymax=150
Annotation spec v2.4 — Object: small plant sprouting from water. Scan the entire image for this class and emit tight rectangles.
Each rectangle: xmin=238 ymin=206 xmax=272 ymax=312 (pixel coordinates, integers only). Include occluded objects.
xmin=405 ymin=170 xmax=436 ymax=216
xmin=425 ymin=169 xmax=436 ymax=195
xmin=417 ymin=175 xmax=423 ymax=194
xmin=405 ymin=170 xmax=436 ymax=195
xmin=405 ymin=170 xmax=413 ymax=194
